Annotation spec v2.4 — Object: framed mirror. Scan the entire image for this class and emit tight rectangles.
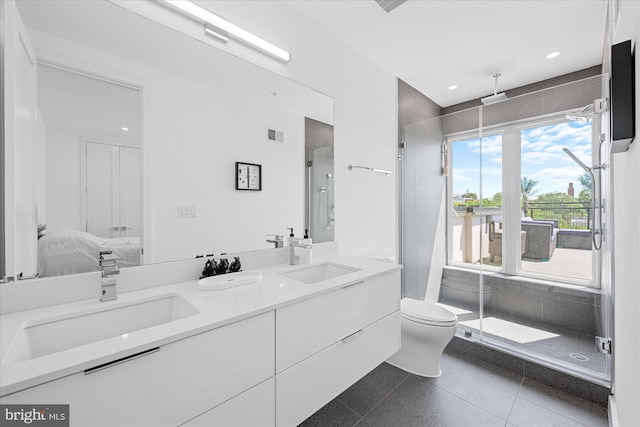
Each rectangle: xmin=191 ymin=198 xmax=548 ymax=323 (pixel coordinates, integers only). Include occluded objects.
xmin=2 ymin=0 xmax=334 ymax=281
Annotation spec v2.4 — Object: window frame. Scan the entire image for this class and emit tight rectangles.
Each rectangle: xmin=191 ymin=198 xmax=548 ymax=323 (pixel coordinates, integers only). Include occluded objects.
xmin=446 ymin=113 xmax=600 ymax=289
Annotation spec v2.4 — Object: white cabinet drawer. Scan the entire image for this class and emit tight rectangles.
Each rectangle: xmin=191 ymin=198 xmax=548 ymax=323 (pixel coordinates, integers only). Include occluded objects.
xmin=276 ymin=270 xmax=400 ymax=372
xmin=1 ymin=312 xmax=275 ymax=427
xmin=276 ymin=312 xmax=400 ymax=427
xmin=181 ymin=378 xmax=275 ymax=427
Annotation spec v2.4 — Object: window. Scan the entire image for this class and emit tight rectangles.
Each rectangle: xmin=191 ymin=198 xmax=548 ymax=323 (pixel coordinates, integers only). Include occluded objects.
xmin=448 ymin=115 xmax=597 ymax=287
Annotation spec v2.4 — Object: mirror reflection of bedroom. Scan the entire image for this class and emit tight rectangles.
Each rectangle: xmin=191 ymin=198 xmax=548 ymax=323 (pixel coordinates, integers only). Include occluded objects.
xmin=36 ymin=63 xmax=142 ymax=278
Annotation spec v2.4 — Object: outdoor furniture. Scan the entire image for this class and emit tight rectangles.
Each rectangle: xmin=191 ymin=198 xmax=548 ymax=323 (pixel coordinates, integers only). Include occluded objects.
xmin=488 ymin=218 xmax=558 ymax=262
xmin=488 ymin=229 xmax=526 ymax=262
xmin=521 ymin=218 xmax=558 ymax=260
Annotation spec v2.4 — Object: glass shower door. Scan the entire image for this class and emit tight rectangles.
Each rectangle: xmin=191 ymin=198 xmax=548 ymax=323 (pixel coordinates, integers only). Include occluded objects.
xmin=305 ymin=118 xmax=334 ymax=243
xmin=307 ymin=145 xmax=334 ymax=243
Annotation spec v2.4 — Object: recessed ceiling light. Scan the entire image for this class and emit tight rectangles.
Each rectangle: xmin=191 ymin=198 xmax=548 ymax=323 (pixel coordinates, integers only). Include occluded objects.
xmin=121 ymin=127 xmax=129 ymax=131
xmin=546 ymin=51 xmax=561 ymax=59
xmin=448 ymin=85 xmax=458 ymax=90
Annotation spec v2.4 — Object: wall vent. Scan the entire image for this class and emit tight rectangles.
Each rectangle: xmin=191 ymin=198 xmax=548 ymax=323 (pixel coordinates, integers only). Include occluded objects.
xmin=374 ymin=0 xmax=408 ymax=13
xmin=266 ymin=127 xmax=284 ymax=143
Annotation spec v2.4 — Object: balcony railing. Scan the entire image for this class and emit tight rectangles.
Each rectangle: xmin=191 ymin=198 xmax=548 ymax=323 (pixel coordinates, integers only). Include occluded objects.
xmin=527 ymin=202 xmax=591 ymax=230
xmin=453 ymin=202 xmax=592 ymax=230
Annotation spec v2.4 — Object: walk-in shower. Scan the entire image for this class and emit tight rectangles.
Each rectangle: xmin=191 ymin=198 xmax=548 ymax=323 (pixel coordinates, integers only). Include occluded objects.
xmin=398 ymin=74 xmax=613 ymax=387
xmin=305 ymin=118 xmax=335 ymax=243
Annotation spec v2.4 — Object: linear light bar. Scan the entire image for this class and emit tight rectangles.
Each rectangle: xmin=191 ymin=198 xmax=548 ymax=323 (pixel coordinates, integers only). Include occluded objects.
xmin=204 ymin=23 xmax=229 ymax=43
xmin=163 ymin=0 xmax=291 ymax=62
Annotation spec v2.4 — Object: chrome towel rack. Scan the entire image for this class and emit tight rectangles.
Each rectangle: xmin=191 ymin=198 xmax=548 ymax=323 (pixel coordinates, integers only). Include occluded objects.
xmin=348 ymin=165 xmax=392 ymax=176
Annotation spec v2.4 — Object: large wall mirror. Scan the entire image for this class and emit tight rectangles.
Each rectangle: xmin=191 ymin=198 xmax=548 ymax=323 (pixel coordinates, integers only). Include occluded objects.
xmin=2 ymin=0 xmax=334 ymax=281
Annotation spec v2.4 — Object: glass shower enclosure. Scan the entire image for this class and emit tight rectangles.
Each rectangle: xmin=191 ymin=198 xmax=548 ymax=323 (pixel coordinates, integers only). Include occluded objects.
xmin=399 ymin=75 xmax=613 ymax=386
xmin=305 ymin=118 xmax=335 ymax=243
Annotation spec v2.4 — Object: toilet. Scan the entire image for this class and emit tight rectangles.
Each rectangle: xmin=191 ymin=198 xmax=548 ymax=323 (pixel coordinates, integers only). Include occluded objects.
xmin=386 ymin=297 xmax=458 ymax=377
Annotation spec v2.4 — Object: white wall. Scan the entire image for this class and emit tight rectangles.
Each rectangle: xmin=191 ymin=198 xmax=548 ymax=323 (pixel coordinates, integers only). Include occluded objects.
xmin=30 ymin=0 xmax=398 ymax=262
xmin=2 ymin=0 xmax=39 ymax=278
xmin=188 ymin=1 xmax=399 ymax=257
xmin=147 ymin=73 xmax=304 ymax=262
xmin=610 ymin=1 xmax=640 ymax=426
xmin=46 ymin=126 xmax=82 ymax=233
xmin=29 ymin=30 xmax=306 ymax=263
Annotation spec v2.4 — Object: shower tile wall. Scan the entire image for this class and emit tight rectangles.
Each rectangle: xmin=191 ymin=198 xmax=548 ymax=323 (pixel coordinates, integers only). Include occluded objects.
xmin=441 ymin=267 xmax=600 ymax=336
xmin=441 ymin=65 xmax=602 ymax=115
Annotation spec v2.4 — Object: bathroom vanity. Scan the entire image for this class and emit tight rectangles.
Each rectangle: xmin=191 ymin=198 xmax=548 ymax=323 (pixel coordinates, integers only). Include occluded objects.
xmin=0 ymin=255 xmax=400 ymax=426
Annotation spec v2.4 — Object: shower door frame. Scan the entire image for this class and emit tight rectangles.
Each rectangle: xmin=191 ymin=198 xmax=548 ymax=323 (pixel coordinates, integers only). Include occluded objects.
xmin=443 ymin=105 xmax=613 ymax=386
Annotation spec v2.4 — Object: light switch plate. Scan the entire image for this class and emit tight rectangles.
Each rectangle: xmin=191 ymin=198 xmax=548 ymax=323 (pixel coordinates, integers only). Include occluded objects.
xmin=178 ymin=206 xmax=197 ymax=218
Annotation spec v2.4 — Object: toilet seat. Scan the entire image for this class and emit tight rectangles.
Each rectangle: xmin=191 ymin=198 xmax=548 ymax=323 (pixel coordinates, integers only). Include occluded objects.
xmin=400 ymin=298 xmax=457 ymax=327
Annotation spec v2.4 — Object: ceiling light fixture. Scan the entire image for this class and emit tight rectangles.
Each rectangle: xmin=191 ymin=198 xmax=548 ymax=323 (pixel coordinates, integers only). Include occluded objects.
xmin=448 ymin=85 xmax=458 ymax=90
xmin=121 ymin=127 xmax=129 ymax=131
xmin=162 ymin=0 xmax=291 ymax=62
xmin=204 ymin=23 xmax=229 ymax=43
xmin=546 ymin=51 xmax=561 ymax=59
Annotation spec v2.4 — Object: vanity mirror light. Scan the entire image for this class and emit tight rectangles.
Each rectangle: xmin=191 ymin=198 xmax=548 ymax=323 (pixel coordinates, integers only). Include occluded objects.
xmin=2 ymin=0 xmax=334 ymax=282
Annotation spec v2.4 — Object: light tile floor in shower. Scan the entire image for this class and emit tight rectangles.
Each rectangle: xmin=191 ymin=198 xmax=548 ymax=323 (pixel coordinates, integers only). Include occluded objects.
xmin=439 ymin=302 xmax=607 ymax=376
xmin=300 ymin=351 xmax=608 ymax=427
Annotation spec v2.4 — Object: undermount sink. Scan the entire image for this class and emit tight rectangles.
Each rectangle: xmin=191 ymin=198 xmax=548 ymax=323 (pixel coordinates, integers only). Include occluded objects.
xmin=279 ymin=262 xmax=361 ymax=284
xmin=197 ymin=271 xmax=262 ymax=291
xmin=3 ymin=294 xmax=199 ymax=364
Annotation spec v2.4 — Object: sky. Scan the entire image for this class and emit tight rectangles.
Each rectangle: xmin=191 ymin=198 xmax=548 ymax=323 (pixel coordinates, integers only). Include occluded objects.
xmin=451 ymin=120 xmax=592 ymax=199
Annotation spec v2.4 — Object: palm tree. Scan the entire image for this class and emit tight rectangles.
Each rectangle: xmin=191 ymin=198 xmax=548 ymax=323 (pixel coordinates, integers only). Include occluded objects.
xmin=521 ymin=176 xmax=539 ymax=217
xmin=578 ymin=172 xmax=592 ymax=191
xmin=578 ymin=172 xmax=593 ymax=206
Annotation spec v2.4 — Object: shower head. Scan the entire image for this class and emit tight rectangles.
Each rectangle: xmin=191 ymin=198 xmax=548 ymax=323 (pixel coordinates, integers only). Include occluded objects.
xmin=562 ymin=148 xmax=591 ymax=172
xmin=481 ymin=92 xmax=508 ymax=105
xmin=481 ymin=73 xmax=508 ymax=105
xmin=565 ymin=114 xmax=590 ymax=122
xmin=565 ymin=103 xmax=594 ymax=122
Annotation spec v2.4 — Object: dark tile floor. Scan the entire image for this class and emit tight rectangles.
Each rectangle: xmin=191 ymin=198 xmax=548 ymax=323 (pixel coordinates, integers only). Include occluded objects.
xmin=300 ymin=349 xmax=608 ymax=427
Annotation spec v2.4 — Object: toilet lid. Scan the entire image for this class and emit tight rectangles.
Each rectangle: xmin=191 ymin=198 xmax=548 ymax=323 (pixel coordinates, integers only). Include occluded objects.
xmin=401 ymin=298 xmax=457 ymax=326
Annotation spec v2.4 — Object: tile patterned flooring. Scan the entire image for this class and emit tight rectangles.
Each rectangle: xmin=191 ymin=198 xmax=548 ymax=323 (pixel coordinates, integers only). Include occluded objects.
xmin=300 ymin=350 xmax=608 ymax=427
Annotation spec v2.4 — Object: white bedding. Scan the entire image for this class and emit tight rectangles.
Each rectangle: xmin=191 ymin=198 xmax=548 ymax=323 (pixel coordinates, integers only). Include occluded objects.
xmin=38 ymin=229 xmax=140 ymax=277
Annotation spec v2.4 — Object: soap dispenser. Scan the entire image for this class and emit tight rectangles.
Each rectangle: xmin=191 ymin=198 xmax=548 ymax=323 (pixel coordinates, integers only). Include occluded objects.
xmin=300 ymin=229 xmax=313 ymax=264
xmin=286 ymin=228 xmax=296 ymax=247
xmin=302 ymin=229 xmax=312 ymax=245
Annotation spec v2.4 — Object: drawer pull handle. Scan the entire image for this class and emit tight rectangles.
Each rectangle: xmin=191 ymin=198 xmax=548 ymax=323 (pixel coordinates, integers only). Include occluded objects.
xmin=343 ymin=281 xmax=364 ymax=290
xmin=342 ymin=329 xmax=364 ymax=343
xmin=84 ymin=347 xmax=160 ymax=375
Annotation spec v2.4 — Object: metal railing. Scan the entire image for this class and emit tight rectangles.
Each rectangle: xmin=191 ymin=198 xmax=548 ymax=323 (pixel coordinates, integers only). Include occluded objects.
xmin=527 ymin=202 xmax=591 ymax=229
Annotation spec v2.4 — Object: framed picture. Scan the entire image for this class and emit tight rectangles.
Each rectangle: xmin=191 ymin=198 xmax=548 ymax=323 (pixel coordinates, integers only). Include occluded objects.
xmin=235 ymin=162 xmax=262 ymax=191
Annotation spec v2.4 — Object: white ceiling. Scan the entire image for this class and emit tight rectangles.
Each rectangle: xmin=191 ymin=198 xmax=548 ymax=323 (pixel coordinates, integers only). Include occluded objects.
xmin=37 ymin=63 xmax=141 ymax=140
xmin=17 ymin=0 xmax=333 ymax=127
xmin=288 ymin=0 xmax=608 ymax=107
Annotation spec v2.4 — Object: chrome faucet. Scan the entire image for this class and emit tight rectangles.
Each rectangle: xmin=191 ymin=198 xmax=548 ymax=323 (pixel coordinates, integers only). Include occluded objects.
xmin=266 ymin=234 xmax=285 ymax=248
xmin=99 ymin=250 xmax=119 ymax=302
xmin=289 ymin=238 xmax=312 ymax=265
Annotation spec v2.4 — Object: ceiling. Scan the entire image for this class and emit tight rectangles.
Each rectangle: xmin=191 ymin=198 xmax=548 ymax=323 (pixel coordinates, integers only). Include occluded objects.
xmin=17 ymin=0 xmax=333 ymax=127
xmin=38 ymin=63 xmax=141 ymax=140
xmin=288 ymin=0 xmax=608 ymax=108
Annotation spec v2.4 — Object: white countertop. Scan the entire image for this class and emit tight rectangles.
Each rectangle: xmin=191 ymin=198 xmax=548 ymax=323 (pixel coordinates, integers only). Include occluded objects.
xmin=0 ymin=255 xmax=400 ymax=397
